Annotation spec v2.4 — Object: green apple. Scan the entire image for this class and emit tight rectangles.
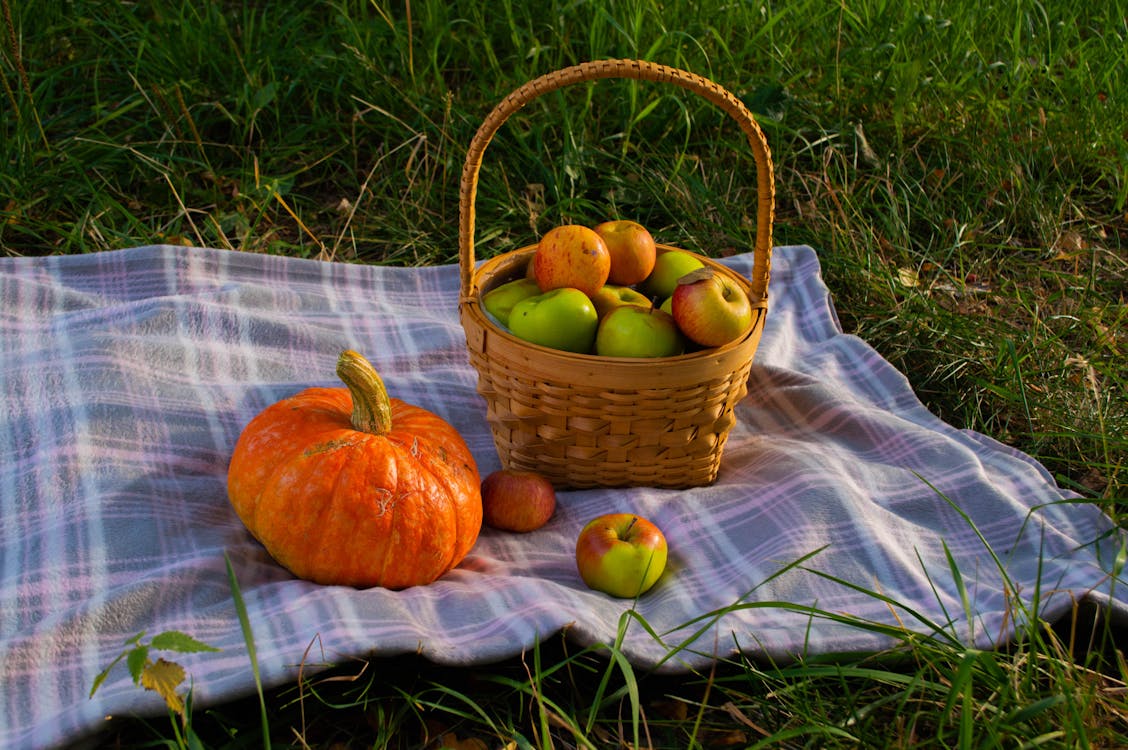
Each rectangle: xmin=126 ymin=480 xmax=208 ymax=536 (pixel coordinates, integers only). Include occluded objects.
xmin=590 ymin=284 xmax=652 ymax=320
xmin=508 ymin=288 xmax=599 ymax=353
xmin=482 ymin=278 xmax=542 ymax=327
xmin=594 ymin=304 xmax=684 ymax=358
xmin=640 ymin=250 xmax=706 ymax=300
xmin=671 ymin=266 xmax=753 ymax=347
xmin=658 ymin=295 xmax=673 ymax=314
xmin=575 ymin=513 xmax=668 ymax=598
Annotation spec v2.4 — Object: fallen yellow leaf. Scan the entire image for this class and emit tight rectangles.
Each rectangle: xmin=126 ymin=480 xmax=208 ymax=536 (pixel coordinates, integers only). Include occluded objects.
xmin=139 ymin=658 xmax=186 ymax=715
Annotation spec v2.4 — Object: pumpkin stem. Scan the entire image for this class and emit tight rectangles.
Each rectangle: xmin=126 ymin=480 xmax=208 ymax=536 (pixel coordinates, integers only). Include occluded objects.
xmin=336 ymin=350 xmax=393 ymax=435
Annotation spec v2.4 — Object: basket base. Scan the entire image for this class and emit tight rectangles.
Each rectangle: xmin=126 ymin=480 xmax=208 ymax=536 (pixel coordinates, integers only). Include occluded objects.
xmin=481 ymin=367 xmax=751 ymax=489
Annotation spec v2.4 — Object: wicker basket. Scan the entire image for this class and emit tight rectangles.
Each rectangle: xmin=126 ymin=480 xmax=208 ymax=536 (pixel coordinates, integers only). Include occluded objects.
xmin=458 ymin=59 xmax=775 ymax=489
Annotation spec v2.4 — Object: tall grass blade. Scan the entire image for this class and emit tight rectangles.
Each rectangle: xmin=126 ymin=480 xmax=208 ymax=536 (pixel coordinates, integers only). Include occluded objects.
xmin=225 ymin=553 xmax=272 ymax=750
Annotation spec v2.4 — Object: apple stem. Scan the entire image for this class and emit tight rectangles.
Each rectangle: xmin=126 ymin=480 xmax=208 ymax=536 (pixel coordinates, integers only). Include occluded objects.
xmin=623 ymin=516 xmax=638 ymax=536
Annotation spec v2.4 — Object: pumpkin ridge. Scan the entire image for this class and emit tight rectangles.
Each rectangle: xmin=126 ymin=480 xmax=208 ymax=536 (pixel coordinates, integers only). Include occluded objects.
xmin=256 ymin=438 xmax=357 ymax=581
xmin=368 ymin=444 xmax=400 ymax=588
xmin=283 ymin=387 xmax=356 ymax=428
xmin=228 ymin=389 xmax=355 ymax=521
xmin=387 ymin=422 xmax=478 ymax=485
xmin=385 ymin=431 xmax=479 ymax=571
xmin=326 ymin=434 xmax=407 ymax=587
xmin=381 ymin=441 xmax=453 ymax=586
xmin=334 ymin=431 xmax=455 ymax=588
xmin=322 ymin=438 xmax=374 ymax=582
xmin=244 ymin=426 xmax=361 ymax=540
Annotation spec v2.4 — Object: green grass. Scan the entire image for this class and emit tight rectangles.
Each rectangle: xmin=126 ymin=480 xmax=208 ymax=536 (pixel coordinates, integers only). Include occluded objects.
xmin=5 ymin=0 xmax=1127 ymax=746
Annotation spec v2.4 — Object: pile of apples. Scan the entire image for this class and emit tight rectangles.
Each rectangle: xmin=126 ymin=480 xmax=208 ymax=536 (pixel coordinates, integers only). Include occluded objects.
xmin=480 ymin=467 xmax=668 ymax=599
xmin=482 ymin=220 xmax=753 ymax=357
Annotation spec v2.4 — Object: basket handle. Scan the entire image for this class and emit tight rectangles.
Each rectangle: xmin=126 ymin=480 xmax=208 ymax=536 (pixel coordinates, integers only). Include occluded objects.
xmin=458 ymin=58 xmax=775 ymax=302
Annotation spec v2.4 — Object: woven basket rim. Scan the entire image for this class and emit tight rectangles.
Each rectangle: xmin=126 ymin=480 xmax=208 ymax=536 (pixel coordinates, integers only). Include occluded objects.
xmin=461 ymin=243 xmax=766 ymax=370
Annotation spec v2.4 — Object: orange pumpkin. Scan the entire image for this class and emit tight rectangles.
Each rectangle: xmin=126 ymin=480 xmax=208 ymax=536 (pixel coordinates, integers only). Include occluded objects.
xmin=227 ymin=350 xmax=482 ymax=588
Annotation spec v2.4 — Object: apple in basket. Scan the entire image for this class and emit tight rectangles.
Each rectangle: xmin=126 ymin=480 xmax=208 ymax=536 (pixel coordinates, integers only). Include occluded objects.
xmin=593 ymin=219 xmax=657 ymax=286
xmin=640 ymin=249 xmax=706 ymax=300
xmin=482 ymin=278 xmax=541 ymax=328
xmin=480 ymin=469 xmax=557 ymax=533
xmin=595 ymin=304 xmax=685 ymax=358
xmin=575 ymin=513 xmax=668 ymax=598
xmin=508 ymin=288 xmax=599 ymax=353
xmin=532 ymin=224 xmax=611 ymax=298
xmin=589 ymin=283 xmax=652 ymax=320
xmin=671 ymin=266 xmax=753 ymax=347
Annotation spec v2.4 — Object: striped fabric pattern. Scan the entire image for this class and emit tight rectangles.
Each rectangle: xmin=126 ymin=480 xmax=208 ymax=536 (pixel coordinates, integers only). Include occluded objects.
xmin=1 ymin=245 xmax=1123 ymax=749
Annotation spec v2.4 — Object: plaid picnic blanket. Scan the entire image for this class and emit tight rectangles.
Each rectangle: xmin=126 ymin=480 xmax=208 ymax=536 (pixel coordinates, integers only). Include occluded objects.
xmin=2 ymin=244 xmax=1124 ymax=749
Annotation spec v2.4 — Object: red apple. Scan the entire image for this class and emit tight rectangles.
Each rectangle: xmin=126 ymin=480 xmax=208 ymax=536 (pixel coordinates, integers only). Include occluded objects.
xmin=593 ymin=220 xmax=657 ymax=286
xmin=481 ymin=469 xmax=557 ymax=533
xmin=533 ymin=225 xmax=611 ymax=298
xmin=670 ymin=267 xmax=753 ymax=347
xmin=575 ymin=513 xmax=668 ymax=598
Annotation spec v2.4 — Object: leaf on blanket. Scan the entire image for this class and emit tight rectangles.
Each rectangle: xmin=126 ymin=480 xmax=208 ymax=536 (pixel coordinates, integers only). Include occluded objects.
xmin=149 ymin=630 xmax=222 ymax=654
xmin=126 ymin=646 xmax=150 ymax=684
xmin=139 ymin=658 xmax=187 ymax=715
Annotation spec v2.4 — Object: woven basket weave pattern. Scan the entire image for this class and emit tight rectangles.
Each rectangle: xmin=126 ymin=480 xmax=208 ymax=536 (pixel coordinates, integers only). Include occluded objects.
xmin=458 ymin=60 xmax=774 ymax=488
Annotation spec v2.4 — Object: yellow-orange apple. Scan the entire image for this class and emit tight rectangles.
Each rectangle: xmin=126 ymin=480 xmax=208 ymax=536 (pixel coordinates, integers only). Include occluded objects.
xmin=481 ymin=469 xmax=557 ymax=533
xmin=670 ymin=267 xmax=753 ymax=347
xmin=593 ymin=220 xmax=657 ymax=286
xmin=533 ymin=225 xmax=611 ymax=298
xmin=575 ymin=513 xmax=668 ymax=598
xmin=590 ymin=284 xmax=652 ymax=320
